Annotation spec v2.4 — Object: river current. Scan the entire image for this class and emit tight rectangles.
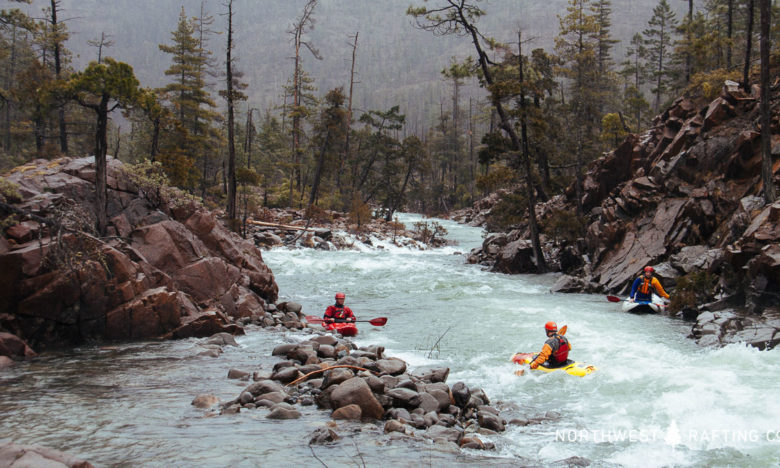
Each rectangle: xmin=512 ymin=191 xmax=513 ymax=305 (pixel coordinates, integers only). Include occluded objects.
xmin=1 ymin=214 xmax=778 ymax=467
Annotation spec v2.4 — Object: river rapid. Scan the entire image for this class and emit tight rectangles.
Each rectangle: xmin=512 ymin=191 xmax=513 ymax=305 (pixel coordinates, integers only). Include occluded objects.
xmin=1 ymin=214 xmax=778 ymax=467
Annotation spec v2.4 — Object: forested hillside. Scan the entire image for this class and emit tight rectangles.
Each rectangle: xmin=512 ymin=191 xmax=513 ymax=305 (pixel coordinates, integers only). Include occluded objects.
xmin=30 ymin=0 xmax=687 ymax=127
xmin=1 ymin=0 xmax=776 ymax=229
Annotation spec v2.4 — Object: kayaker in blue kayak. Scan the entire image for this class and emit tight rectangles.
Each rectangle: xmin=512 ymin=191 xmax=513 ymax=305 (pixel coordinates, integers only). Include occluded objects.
xmin=629 ymin=266 xmax=670 ymax=303
xmin=324 ymin=292 xmax=356 ymax=323
xmin=529 ymin=322 xmax=571 ymax=369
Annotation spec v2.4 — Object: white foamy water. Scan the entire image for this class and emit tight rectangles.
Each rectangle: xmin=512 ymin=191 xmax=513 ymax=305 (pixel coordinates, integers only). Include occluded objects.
xmin=266 ymin=213 xmax=780 ymax=467
xmin=2 ymin=213 xmax=777 ymax=467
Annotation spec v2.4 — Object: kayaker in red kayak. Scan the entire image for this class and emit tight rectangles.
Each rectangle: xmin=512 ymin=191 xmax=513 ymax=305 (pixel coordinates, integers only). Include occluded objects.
xmin=529 ymin=322 xmax=571 ymax=369
xmin=324 ymin=292 xmax=355 ymax=323
xmin=629 ymin=266 xmax=670 ymax=303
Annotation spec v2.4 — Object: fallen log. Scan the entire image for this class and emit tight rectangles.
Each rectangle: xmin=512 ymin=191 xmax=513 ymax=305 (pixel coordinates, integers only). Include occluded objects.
xmin=248 ymin=219 xmax=318 ymax=232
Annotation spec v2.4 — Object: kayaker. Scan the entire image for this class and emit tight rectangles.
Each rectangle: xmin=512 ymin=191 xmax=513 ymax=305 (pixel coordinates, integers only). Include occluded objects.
xmin=629 ymin=266 xmax=670 ymax=302
xmin=324 ymin=292 xmax=356 ymax=323
xmin=529 ymin=322 xmax=571 ymax=369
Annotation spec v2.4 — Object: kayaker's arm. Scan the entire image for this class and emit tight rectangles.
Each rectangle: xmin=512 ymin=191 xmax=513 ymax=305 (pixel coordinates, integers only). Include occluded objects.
xmin=651 ymin=277 xmax=670 ymax=299
xmin=629 ymin=277 xmax=641 ymax=301
xmin=530 ymin=344 xmax=552 ymax=369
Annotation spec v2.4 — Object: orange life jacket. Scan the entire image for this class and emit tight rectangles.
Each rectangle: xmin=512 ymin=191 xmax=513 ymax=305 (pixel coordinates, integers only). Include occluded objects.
xmin=547 ymin=334 xmax=570 ymax=365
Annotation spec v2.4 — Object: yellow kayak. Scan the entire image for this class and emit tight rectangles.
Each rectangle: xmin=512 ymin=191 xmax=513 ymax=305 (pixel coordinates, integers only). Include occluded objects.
xmin=511 ymin=353 xmax=597 ymax=377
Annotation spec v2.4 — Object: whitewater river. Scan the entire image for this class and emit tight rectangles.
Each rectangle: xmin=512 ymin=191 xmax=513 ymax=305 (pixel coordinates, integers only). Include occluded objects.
xmin=1 ymin=214 xmax=778 ymax=467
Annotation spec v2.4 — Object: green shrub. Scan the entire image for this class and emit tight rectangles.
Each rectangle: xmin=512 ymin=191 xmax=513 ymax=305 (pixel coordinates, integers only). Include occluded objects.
xmin=485 ymin=192 xmax=527 ymax=232
xmin=542 ymin=209 xmax=586 ymax=244
xmin=0 ymin=178 xmax=22 ymax=204
xmin=411 ymin=220 xmax=448 ymax=244
xmin=121 ymin=160 xmax=201 ymax=210
xmin=476 ymin=166 xmax=517 ymax=194
xmin=668 ymin=271 xmax=716 ymax=313
xmin=686 ymin=69 xmax=742 ymax=101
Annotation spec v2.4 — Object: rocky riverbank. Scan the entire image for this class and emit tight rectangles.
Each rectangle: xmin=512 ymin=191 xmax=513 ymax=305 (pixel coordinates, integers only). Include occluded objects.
xmin=0 ymin=156 xmax=288 ymax=361
xmin=190 ymin=326 xmax=557 ymax=454
xmin=249 ymin=207 xmax=451 ymax=251
xmin=454 ymin=80 xmax=779 ymax=350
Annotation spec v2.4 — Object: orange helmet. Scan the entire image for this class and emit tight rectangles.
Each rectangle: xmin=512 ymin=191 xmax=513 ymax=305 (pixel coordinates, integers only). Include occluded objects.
xmin=544 ymin=321 xmax=557 ymax=333
xmin=644 ymin=266 xmax=654 ymax=273
xmin=335 ymin=292 xmax=345 ymax=300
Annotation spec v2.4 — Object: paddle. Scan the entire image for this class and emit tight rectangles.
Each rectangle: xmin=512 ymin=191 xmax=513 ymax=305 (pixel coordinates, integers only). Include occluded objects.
xmin=305 ymin=315 xmax=388 ymax=326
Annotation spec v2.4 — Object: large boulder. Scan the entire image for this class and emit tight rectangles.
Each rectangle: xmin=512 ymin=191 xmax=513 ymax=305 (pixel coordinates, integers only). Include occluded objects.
xmin=0 ymin=332 xmax=37 ymax=359
xmin=0 ymin=441 xmax=93 ymax=468
xmin=330 ymin=377 xmax=385 ymax=419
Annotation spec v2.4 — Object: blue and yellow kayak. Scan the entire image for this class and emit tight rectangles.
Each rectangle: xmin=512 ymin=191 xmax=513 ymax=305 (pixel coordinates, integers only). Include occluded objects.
xmin=511 ymin=353 xmax=597 ymax=377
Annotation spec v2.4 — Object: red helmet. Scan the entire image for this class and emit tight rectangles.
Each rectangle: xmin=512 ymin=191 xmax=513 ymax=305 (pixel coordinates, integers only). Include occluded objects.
xmin=644 ymin=266 xmax=654 ymax=273
xmin=544 ymin=321 xmax=557 ymax=332
xmin=335 ymin=292 xmax=345 ymax=300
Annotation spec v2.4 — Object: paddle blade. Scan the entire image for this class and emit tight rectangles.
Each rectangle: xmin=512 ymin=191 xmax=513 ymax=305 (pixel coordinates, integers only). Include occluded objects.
xmin=305 ymin=315 xmax=325 ymax=324
xmin=559 ymin=325 xmax=567 ymax=336
xmin=606 ymin=295 xmax=622 ymax=302
xmin=368 ymin=317 xmax=387 ymax=326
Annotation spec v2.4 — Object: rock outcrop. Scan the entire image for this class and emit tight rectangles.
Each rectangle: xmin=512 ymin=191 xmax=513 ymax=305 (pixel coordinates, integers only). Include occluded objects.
xmin=0 ymin=441 xmax=93 ymax=467
xmin=462 ymin=79 xmax=780 ymax=349
xmin=0 ymin=156 xmax=287 ymax=356
xmin=217 ymin=333 xmax=510 ymax=450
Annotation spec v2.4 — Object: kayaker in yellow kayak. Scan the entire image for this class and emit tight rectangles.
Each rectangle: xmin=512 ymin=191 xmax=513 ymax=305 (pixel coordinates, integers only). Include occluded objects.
xmin=529 ymin=322 xmax=572 ymax=369
xmin=629 ymin=266 xmax=670 ymax=303
xmin=324 ymin=292 xmax=356 ymax=323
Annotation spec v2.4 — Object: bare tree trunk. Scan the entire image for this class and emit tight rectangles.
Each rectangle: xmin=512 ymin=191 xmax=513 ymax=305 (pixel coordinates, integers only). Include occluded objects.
xmin=3 ymin=24 xmax=18 ymax=151
xmin=469 ymin=97 xmax=475 ymax=203
xmin=458 ymin=10 xmax=546 ymax=272
xmin=685 ymin=0 xmax=693 ymax=83
xmin=150 ymin=116 xmax=160 ymax=161
xmin=244 ymin=107 xmax=255 ymax=168
xmin=340 ymin=32 xmax=358 ymax=200
xmin=759 ymin=0 xmax=775 ymax=203
xmin=51 ymin=0 xmax=68 ymax=155
xmin=726 ymin=0 xmax=734 ymax=70
xmin=94 ymin=97 xmax=109 ymax=236
xmin=742 ymin=0 xmax=755 ymax=90
xmin=308 ymin=131 xmax=330 ymax=207
xmin=225 ymin=0 xmax=237 ymax=220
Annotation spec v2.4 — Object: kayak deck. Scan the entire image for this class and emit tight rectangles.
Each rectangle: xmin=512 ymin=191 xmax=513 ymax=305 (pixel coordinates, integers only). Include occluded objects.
xmin=325 ymin=322 xmax=358 ymax=337
xmin=511 ymin=353 xmax=597 ymax=377
xmin=621 ymin=294 xmax=666 ymax=314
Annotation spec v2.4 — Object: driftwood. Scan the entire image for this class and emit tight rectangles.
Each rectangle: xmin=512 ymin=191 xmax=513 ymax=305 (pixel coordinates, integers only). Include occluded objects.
xmin=248 ymin=219 xmax=319 ymax=232
xmin=285 ymin=365 xmax=376 ymax=387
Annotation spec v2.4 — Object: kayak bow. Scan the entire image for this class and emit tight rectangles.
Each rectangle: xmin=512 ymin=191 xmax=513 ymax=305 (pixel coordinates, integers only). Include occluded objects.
xmin=511 ymin=353 xmax=597 ymax=377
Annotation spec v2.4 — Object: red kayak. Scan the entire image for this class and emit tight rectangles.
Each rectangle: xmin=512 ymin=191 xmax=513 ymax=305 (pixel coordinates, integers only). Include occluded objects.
xmin=305 ymin=315 xmax=358 ymax=337
xmin=325 ymin=321 xmax=358 ymax=337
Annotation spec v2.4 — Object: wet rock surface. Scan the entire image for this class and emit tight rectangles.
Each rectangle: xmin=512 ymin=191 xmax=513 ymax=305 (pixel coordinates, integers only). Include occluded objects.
xmin=213 ymin=331 xmax=513 ymax=451
xmin=0 ymin=157 xmax=323 ymax=356
xmin=0 ymin=441 xmax=94 ymax=467
xmin=454 ymin=81 xmax=780 ymax=350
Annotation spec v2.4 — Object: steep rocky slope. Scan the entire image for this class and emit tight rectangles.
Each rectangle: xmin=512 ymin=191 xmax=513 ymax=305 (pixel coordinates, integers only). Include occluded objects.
xmin=458 ymin=80 xmax=780 ymax=349
xmin=0 ymin=157 xmax=293 ymax=358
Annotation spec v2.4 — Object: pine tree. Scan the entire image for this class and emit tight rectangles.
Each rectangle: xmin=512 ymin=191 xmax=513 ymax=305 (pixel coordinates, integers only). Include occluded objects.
xmin=158 ymin=6 xmax=220 ymax=188
xmin=67 ymin=58 xmax=142 ymax=235
xmin=619 ymin=33 xmax=650 ymax=131
xmin=288 ymin=0 xmax=322 ymax=206
xmin=643 ymin=0 xmax=679 ymax=110
xmin=555 ymin=0 xmax=601 ymax=215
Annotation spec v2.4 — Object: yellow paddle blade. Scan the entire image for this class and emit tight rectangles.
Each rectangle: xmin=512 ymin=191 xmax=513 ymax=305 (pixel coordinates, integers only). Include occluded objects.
xmin=559 ymin=325 xmax=567 ymax=336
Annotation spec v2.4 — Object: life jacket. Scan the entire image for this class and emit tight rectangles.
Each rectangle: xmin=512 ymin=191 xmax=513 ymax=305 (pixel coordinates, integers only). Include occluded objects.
xmin=546 ymin=334 xmax=570 ymax=365
xmin=327 ymin=304 xmax=351 ymax=320
xmin=637 ymin=276 xmax=654 ymax=295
